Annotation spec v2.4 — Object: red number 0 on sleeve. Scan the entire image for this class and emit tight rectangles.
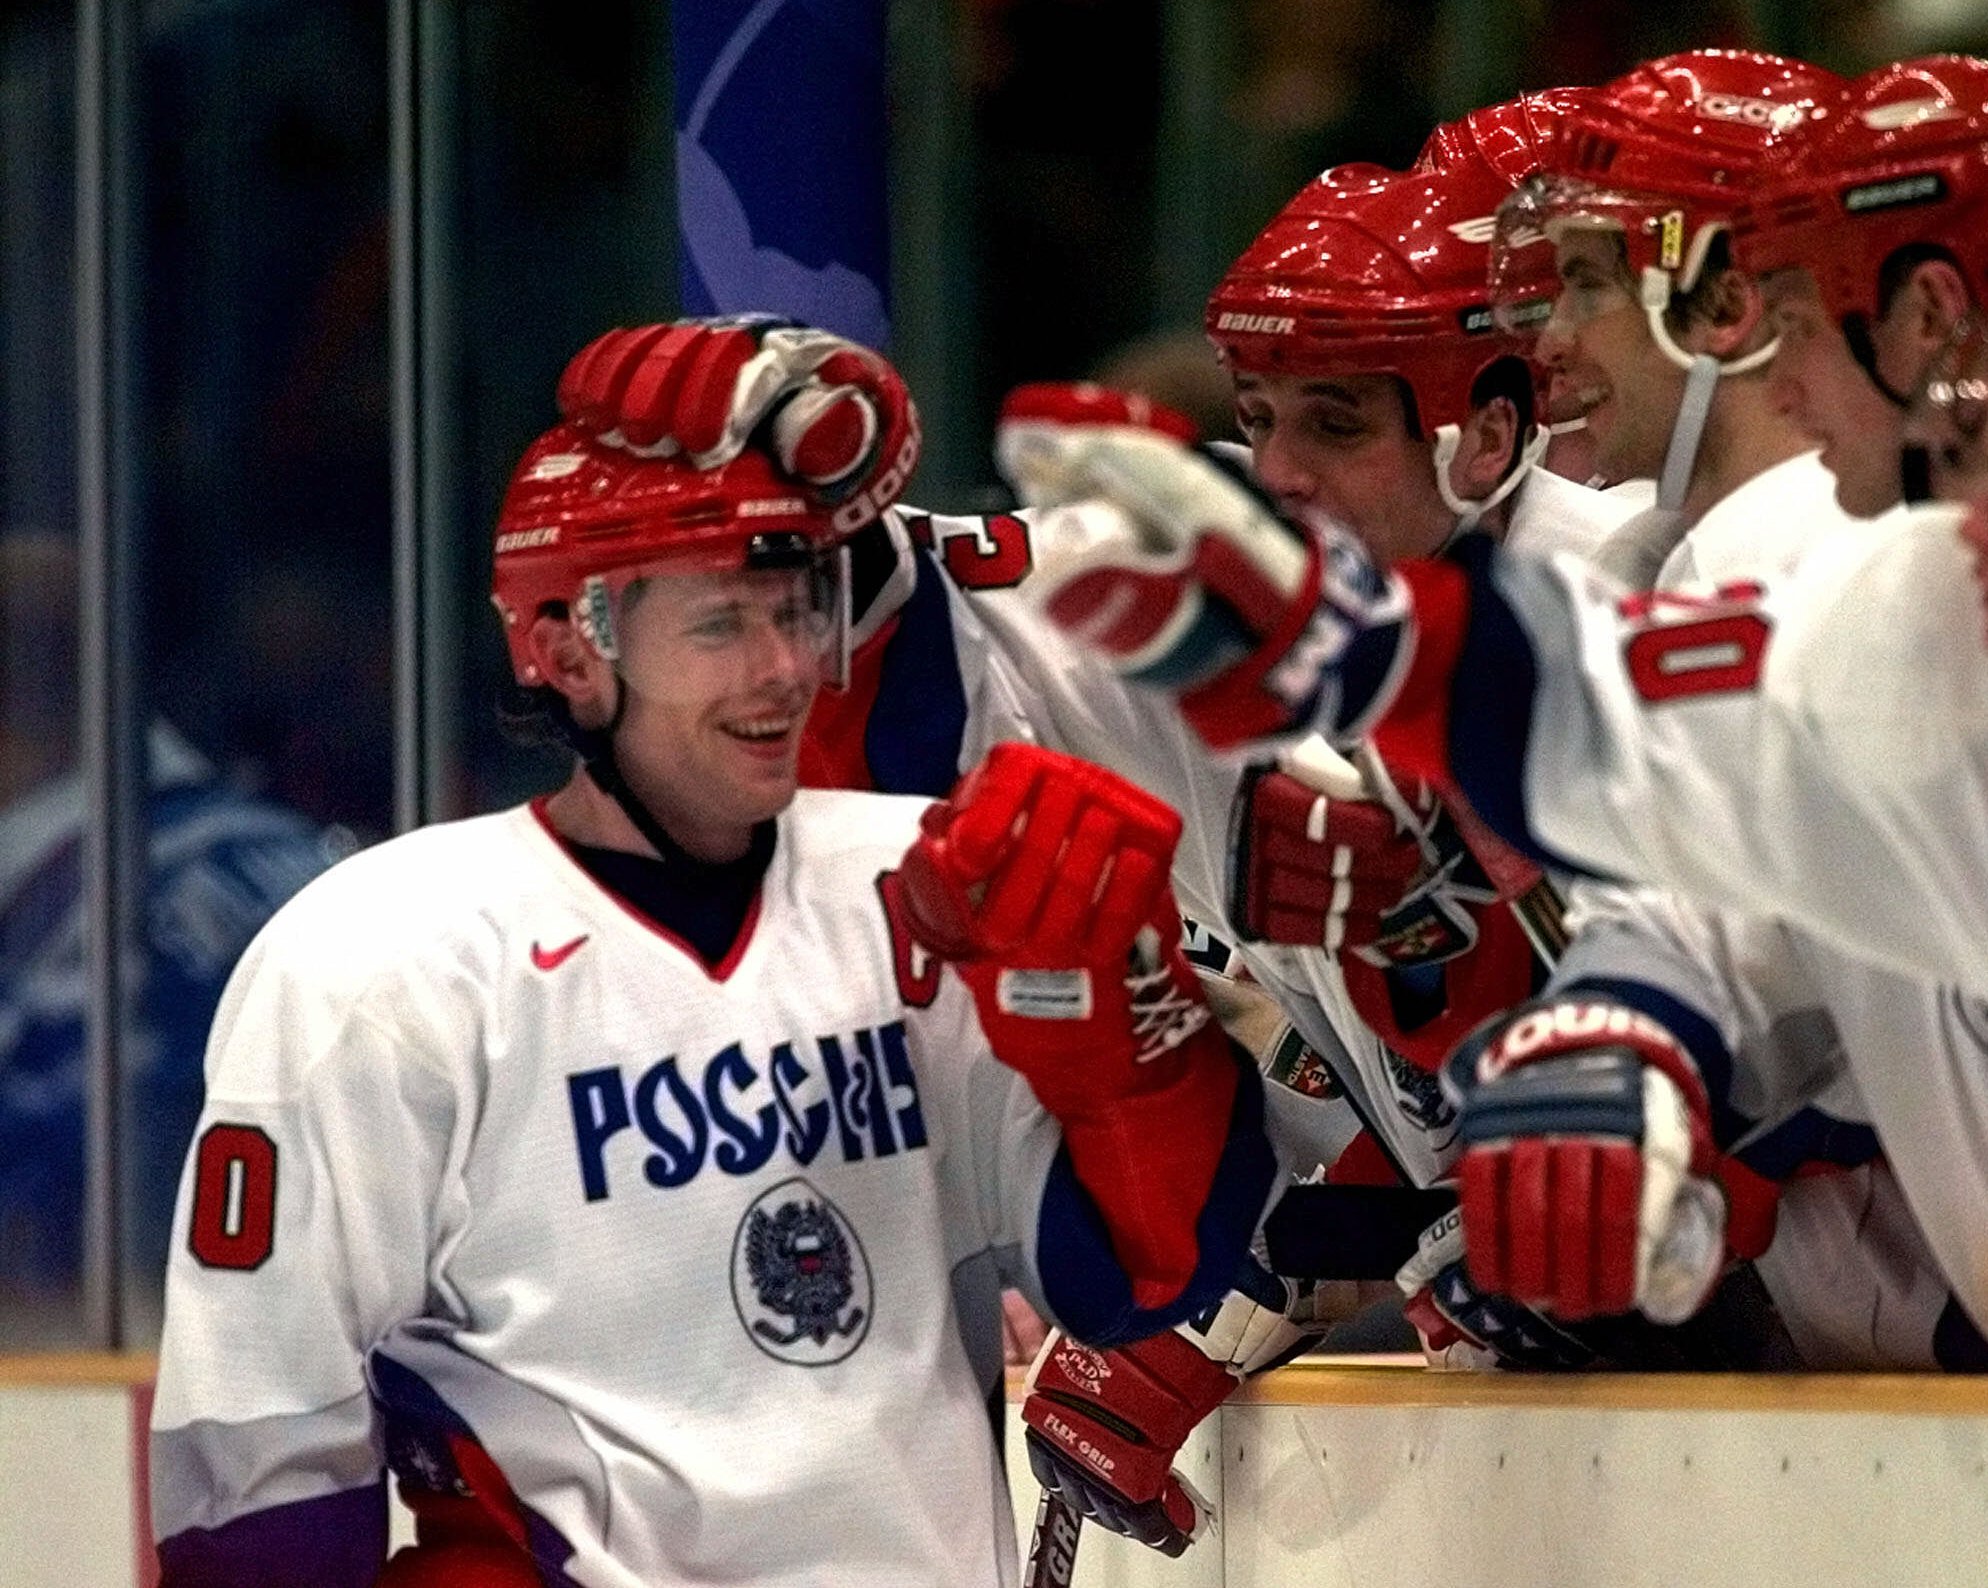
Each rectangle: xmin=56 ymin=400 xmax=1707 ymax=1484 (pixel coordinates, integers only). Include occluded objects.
xmin=188 ymin=1123 xmax=279 ymax=1270
xmin=1619 ymin=584 xmax=1772 ymax=703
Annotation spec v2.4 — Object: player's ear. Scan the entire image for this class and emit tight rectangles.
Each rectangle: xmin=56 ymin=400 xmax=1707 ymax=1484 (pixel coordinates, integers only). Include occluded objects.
xmin=526 ymin=607 xmax=615 ymax=721
xmin=1696 ymin=269 xmax=1769 ymax=362
xmin=1900 ymin=257 xmax=1973 ymax=362
xmin=1451 ymin=395 xmax=1521 ymax=501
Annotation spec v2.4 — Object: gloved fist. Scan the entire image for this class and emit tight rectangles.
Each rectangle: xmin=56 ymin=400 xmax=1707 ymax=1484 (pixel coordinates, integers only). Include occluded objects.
xmin=1443 ymin=996 xmax=1728 ymax=1324
xmin=1230 ymin=737 xmax=1495 ymax=967
xmin=993 ymin=382 xmax=1412 ymax=750
xmin=1021 ymin=1328 xmax=1231 ymax=1556
xmin=898 ymin=743 xmax=1246 ymax=1311
xmin=557 ymin=316 xmax=920 ymax=526
xmin=895 ymin=740 xmax=1180 ymax=969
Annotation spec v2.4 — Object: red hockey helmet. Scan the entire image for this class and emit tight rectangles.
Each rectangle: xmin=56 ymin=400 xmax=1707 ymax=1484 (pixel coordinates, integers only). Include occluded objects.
xmin=1208 ymin=126 xmax=1562 ymax=442
xmin=489 ymin=421 xmax=846 ymax=687
xmin=1492 ymin=51 xmax=1844 ymax=370
xmin=1412 ymin=86 xmax=1603 ymax=186
xmin=1732 ymin=56 xmax=1988 ymax=327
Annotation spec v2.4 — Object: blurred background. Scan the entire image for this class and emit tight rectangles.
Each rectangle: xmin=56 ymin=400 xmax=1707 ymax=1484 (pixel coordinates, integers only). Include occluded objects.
xmin=3 ymin=0 xmax=1984 ymax=1352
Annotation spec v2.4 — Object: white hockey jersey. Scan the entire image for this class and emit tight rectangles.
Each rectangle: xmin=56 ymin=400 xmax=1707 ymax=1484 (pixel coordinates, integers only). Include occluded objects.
xmin=1425 ymin=501 xmax=1988 ymax=995
xmin=151 ymin=793 xmax=1268 ymax=1587
xmin=1539 ymin=461 xmax=1986 ymax=1361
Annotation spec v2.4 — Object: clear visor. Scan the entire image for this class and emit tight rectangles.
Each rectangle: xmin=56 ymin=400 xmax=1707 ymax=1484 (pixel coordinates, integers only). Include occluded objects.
xmin=581 ymin=544 xmax=852 ymax=701
xmin=1904 ymin=310 xmax=1988 ymax=503
xmin=1491 ymin=174 xmax=1652 ymax=338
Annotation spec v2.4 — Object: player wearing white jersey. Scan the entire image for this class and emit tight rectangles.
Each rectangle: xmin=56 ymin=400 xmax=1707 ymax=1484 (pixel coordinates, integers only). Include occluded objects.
xmin=1405 ymin=52 xmax=1978 ymax=1363
xmin=149 ymin=366 xmax=1275 ymax=1586
xmin=1488 ymin=53 xmax=1843 ymax=588
xmin=977 ymin=59 xmax=1988 ymax=1356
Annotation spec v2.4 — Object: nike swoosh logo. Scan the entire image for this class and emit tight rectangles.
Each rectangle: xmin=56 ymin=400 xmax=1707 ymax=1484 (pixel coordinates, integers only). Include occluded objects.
xmin=531 ymin=934 xmax=590 ymax=972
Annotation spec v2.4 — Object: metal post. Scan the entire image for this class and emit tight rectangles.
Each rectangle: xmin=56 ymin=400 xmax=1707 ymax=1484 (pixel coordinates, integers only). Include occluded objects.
xmin=887 ymin=0 xmax=979 ymax=502
xmin=390 ymin=0 xmax=429 ymax=834
xmin=76 ymin=0 xmax=142 ymax=1350
xmin=417 ymin=4 xmax=459 ymax=825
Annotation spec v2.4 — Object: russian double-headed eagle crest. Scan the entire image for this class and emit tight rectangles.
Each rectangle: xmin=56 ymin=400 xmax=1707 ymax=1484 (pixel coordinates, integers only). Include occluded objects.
xmin=731 ymin=1177 xmax=873 ymax=1365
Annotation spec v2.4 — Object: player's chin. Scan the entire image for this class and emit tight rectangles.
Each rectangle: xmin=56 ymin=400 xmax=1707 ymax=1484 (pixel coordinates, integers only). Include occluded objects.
xmin=719 ymin=740 xmax=803 ymax=817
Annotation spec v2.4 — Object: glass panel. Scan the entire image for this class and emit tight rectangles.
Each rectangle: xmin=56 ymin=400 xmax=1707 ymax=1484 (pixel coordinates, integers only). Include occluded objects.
xmin=115 ymin=1 xmax=392 ymax=1344
xmin=0 ymin=5 xmax=85 ymax=1347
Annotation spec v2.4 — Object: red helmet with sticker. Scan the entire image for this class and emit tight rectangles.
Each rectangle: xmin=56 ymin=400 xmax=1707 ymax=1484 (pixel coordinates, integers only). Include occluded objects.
xmin=1731 ymin=55 xmax=1988 ymax=326
xmin=1207 ymin=108 xmax=1571 ymax=440
xmin=1493 ymin=51 xmax=1843 ymax=317
xmin=489 ymin=421 xmax=843 ymax=686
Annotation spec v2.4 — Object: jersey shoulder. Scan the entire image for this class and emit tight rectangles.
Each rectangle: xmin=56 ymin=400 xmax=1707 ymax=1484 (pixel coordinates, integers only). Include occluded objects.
xmin=231 ymin=807 xmax=546 ymax=1007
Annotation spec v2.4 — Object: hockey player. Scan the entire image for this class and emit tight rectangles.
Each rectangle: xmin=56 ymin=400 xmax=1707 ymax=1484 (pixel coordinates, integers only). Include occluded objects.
xmin=1427 ymin=53 xmax=1988 ymax=1364
xmin=148 ymin=385 xmax=1276 ymax=1585
xmin=1733 ymin=56 xmax=1988 ymax=516
xmin=983 ymin=62 xmax=1988 ymax=1360
xmin=1387 ymin=52 xmax=1973 ymax=1363
xmin=1488 ymin=51 xmax=1845 ymax=589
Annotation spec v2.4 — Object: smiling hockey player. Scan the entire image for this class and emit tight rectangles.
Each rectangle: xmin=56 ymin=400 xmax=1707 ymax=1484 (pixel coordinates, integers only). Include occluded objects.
xmin=147 ymin=360 xmax=1274 ymax=1587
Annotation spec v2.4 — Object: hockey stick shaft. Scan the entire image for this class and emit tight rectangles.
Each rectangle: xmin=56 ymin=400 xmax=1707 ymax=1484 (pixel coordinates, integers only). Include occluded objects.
xmin=1023 ymin=1486 xmax=1083 ymax=1588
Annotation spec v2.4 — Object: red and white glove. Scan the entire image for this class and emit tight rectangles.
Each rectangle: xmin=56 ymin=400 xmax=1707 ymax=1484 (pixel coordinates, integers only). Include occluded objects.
xmin=994 ymin=383 xmax=1413 ymax=750
xmin=557 ymin=316 xmax=920 ymax=525
xmin=1022 ymin=1252 xmax=1331 ymax=1554
xmin=1443 ymin=996 xmax=1728 ymax=1324
xmin=897 ymin=742 xmax=1242 ymax=1309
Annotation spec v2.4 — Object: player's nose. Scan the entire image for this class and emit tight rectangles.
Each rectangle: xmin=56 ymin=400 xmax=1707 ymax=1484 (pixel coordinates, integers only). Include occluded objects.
xmin=1249 ymin=429 xmax=1319 ymax=517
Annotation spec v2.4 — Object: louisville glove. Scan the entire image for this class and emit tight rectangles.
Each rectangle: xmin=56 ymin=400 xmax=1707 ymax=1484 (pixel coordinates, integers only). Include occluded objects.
xmin=1021 ymin=1256 xmax=1325 ymax=1555
xmin=1443 ymin=995 xmax=1728 ymax=1324
xmin=994 ymin=383 xmax=1413 ymax=750
xmin=557 ymin=316 xmax=920 ymax=528
xmin=897 ymin=741 xmax=1243 ymax=1310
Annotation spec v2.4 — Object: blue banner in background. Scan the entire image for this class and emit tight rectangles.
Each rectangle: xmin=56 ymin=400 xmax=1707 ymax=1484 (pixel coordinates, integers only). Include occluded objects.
xmin=673 ymin=0 xmax=891 ymax=349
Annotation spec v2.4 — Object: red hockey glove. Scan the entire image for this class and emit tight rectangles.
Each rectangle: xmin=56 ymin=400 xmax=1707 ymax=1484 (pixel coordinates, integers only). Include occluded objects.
xmin=1023 ymin=1255 xmax=1331 ymax=1554
xmin=897 ymin=742 xmax=1242 ymax=1309
xmin=994 ymin=383 xmax=1414 ymax=750
xmin=1021 ymin=1330 xmax=1231 ymax=1557
xmin=1230 ymin=736 xmax=1480 ymax=962
xmin=557 ymin=316 xmax=920 ymax=525
xmin=1443 ymin=996 xmax=1727 ymax=1323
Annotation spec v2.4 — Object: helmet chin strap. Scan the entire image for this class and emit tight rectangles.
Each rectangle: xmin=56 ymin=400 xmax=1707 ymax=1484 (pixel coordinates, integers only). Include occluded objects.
xmin=1638 ymin=268 xmax=1779 ymax=516
xmin=1433 ymin=421 xmax=1551 ymax=543
xmin=560 ymin=589 xmax=700 ymax=863
xmin=1656 ymin=353 xmax=1722 ymax=514
xmin=562 ymin=677 xmax=697 ymax=864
